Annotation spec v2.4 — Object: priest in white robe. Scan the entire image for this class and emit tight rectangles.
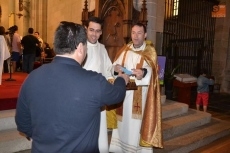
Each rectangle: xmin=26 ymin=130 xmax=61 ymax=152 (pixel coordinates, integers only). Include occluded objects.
xmin=0 ymin=34 xmax=11 ymax=85
xmin=83 ymin=17 xmax=113 ymax=153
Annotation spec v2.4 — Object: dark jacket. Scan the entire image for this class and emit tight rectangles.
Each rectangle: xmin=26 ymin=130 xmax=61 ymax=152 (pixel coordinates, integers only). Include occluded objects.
xmin=21 ymin=35 xmax=40 ymax=55
xmin=15 ymin=56 xmax=126 ymax=153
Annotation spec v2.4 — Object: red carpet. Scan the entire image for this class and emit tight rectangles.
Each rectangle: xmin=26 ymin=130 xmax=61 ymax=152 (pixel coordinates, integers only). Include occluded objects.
xmin=0 ymin=72 xmax=28 ymax=110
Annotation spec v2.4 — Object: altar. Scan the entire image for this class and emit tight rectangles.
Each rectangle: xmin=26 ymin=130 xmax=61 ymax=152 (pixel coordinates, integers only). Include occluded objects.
xmin=173 ymin=79 xmax=197 ymax=107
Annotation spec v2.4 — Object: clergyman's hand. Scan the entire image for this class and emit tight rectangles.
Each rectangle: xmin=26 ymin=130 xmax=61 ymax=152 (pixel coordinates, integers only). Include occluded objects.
xmin=132 ymin=68 xmax=144 ymax=80
xmin=114 ymin=64 xmax=123 ymax=73
xmin=118 ymin=72 xmax=130 ymax=85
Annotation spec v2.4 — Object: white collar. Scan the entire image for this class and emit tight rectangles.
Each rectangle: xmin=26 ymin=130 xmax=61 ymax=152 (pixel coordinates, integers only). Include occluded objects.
xmin=131 ymin=42 xmax=146 ymax=51
xmin=87 ymin=40 xmax=98 ymax=47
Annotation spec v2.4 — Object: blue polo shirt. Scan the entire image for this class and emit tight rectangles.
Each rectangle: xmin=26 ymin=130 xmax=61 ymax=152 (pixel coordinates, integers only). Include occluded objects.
xmin=197 ymin=75 xmax=214 ymax=93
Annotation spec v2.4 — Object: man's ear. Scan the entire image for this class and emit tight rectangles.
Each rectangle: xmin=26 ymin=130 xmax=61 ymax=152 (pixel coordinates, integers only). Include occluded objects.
xmin=76 ymin=42 xmax=87 ymax=64
xmin=144 ymin=33 xmax=147 ymax=39
xmin=77 ymin=43 xmax=84 ymax=55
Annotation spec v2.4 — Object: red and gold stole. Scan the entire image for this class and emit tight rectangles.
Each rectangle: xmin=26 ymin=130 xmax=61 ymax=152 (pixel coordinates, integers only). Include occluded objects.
xmin=116 ymin=45 xmax=144 ymax=121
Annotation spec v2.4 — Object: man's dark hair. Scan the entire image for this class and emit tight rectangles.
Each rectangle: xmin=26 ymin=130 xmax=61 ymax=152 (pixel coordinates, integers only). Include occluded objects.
xmin=0 ymin=26 xmax=5 ymax=35
xmin=35 ymin=31 xmax=39 ymax=35
xmin=200 ymin=68 xmax=208 ymax=75
xmin=8 ymin=25 xmax=18 ymax=34
xmin=28 ymin=28 xmax=34 ymax=34
xmin=54 ymin=21 xmax=87 ymax=55
xmin=86 ymin=16 xmax=103 ymax=28
xmin=132 ymin=22 xmax=147 ymax=33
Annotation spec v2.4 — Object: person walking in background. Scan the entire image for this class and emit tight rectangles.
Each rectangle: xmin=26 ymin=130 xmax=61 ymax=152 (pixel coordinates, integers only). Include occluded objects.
xmin=109 ymin=22 xmax=163 ymax=152
xmin=196 ymin=68 xmax=214 ymax=112
xmin=15 ymin=21 xmax=129 ymax=153
xmin=0 ymin=26 xmax=11 ymax=85
xmin=21 ymin=28 xmax=40 ymax=73
xmin=9 ymin=25 xmax=21 ymax=73
xmin=82 ymin=16 xmax=113 ymax=153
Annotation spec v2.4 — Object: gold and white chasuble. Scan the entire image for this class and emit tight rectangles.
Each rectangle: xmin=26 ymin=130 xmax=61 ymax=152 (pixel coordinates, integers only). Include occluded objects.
xmin=109 ymin=41 xmax=163 ymax=153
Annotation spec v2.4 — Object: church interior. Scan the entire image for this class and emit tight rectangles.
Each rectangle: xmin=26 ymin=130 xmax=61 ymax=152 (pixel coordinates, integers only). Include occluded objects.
xmin=0 ymin=0 xmax=230 ymax=152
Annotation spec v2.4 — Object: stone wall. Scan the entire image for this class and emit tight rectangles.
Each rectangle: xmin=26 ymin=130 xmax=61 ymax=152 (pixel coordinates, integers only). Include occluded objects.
xmin=213 ymin=0 xmax=230 ymax=93
xmin=0 ymin=0 xmax=10 ymax=29
xmin=46 ymin=0 xmax=84 ymax=47
xmin=0 ymin=0 xmax=24 ymax=37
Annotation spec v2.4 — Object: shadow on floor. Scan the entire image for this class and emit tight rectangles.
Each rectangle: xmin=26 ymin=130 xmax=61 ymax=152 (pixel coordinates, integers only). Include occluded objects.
xmin=208 ymin=93 xmax=230 ymax=115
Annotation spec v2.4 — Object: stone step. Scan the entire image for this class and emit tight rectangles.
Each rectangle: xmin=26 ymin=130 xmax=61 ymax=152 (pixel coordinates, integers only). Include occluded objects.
xmin=0 ymin=109 xmax=16 ymax=131
xmin=154 ymin=118 xmax=230 ymax=153
xmin=0 ymin=129 xmax=31 ymax=153
xmin=163 ymin=109 xmax=212 ymax=139
xmin=162 ymin=100 xmax=189 ymax=119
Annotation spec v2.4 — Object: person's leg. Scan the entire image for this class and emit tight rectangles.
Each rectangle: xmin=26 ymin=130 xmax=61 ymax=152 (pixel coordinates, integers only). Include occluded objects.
xmin=203 ymin=106 xmax=207 ymax=112
xmin=11 ymin=52 xmax=19 ymax=73
xmin=196 ymin=104 xmax=200 ymax=111
xmin=196 ymin=93 xmax=201 ymax=111
xmin=16 ymin=55 xmax=21 ymax=71
xmin=17 ymin=55 xmax=23 ymax=71
xmin=3 ymin=60 xmax=8 ymax=73
xmin=22 ymin=54 xmax=29 ymax=73
xmin=12 ymin=61 xmax=16 ymax=73
xmin=202 ymin=93 xmax=209 ymax=112
xmin=28 ymin=54 xmax=36 ymax=73
xmin=7 ymin=59 xmax=11 ymax=73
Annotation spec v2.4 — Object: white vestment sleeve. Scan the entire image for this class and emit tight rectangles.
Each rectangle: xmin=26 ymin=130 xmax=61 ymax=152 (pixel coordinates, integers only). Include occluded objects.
xmin=0 ymin=36 xmax=10 ymax=85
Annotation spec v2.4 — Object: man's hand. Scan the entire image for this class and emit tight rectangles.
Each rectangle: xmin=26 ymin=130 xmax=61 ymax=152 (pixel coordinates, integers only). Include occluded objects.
xmin=114 ymin=64 xmax=123 ymax=73
xmin=132 ymin=69 xmax=144 ymax=80
xmin=118 ymin=72 xmax=130 ymax=85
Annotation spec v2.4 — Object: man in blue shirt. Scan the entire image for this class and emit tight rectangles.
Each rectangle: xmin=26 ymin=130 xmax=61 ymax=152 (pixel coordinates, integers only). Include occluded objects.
xmin=196 ymin=68 xmax=214 ymax=112
xmin=15 ymin=21 xmax=129 ymax=153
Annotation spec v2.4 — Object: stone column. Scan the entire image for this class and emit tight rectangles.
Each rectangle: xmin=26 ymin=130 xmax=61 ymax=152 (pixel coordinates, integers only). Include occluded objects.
xmin=133 ymin=0 xmax=165 ymax=54
xmin=213 ymin=0 xmax=230 ymax=93
xmin=30 ymin=0 xmax=47 ymax=42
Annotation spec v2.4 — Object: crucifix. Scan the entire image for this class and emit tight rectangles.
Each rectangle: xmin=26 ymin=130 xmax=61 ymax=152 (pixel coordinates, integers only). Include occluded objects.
xmin=133 ymin=102 xmax=141 ymax=112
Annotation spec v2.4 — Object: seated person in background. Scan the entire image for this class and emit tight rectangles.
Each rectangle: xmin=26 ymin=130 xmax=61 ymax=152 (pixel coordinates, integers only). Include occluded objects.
xmin=41 ymin=42 xmax=55 ymax=63
xmin=43 ymin=42 xmax=55 ymax=58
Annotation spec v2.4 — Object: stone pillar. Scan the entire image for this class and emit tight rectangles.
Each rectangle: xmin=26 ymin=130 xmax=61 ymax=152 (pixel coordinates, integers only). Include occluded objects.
xmin=9 ymin=0 xmax=15 ymax=27
xmin=133 ymin=0 xmax=165 ymax=54
xmin=30 ymin=0 xmax=47 ymax=42
xmin=14 ymin=0 xmax=24 ymax=37
xmin=21 ymin=0 xmax=30 ymax=36
xmin=213 ymin=0 xmax=230 ymax=93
